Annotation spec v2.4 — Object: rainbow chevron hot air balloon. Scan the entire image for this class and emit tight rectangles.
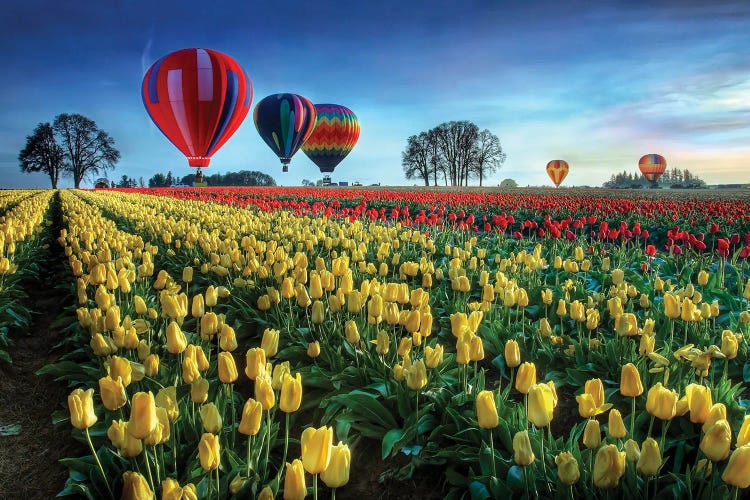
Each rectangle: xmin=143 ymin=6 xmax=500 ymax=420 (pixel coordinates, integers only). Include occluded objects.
xmin=301 ymin=104 xmax=360 ymax=173
xmin=253 ymin=94 xmax=317 ymax=172
xmin=638 ymin=154 xmax=667 ymax=185
xmin=546 ymin=160 xmax=569 ymax=187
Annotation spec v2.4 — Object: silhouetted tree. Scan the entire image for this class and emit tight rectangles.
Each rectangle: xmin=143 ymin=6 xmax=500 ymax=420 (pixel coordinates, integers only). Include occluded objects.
xmin=471 ymin=129 xmax=505 ymax=186
xmin=53 ymin=113 xmax=120 ymax=188
xmin=18 ymin=122 xmax=65 ymax=188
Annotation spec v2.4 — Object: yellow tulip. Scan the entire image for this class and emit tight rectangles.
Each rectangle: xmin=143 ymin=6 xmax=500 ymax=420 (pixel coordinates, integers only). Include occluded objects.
xmin=737 ymin=416 xmax=750 ymax=448
xmin=515 ymin=362 xmax=536 ymax=394
xmin=165 ymin=321 xmax=187 ymax=354
xmin=701 ymin=419 xmax=732 ymax=462
xmin=450 ymin=313 xmax=468 ymax=337
xmin=469 ymin=335 xmax=484 ymax=362
xmin=145 ymin=407 xmax=170 ymax=446
xmin=703 ymin=403 xmax=727 ymax=433
xmin=645 ymin=382 xmax=678 ymax=421
xmin=527 ymin=383 xmax=554 ymax=427
xmin=504 ymin=339 xmax=521 ymax=368
xmin=570 ymin=300 xmax=584 ymax=322
xmin=311 ymin=300 xmax=325 ymax=324
xmin=513 ymin=430 xmax=535 ymax=466
xmin=620 ymin=363 xmax=643 ymax=397
xmin=405 ymin=360 xmax=427 ymax=391
xmin=555 ymin=452 xmax=580 ymax=485
xmin=583 ymin=419 xmax=601 ymax=449
xmin=205 ymin=285 xmax=218 ymax=308
xmin=593 ymin=444 xmax=626 ymax=489
xmin=121 ymin=471 xmax=153 ymax=500
xmin=200 ymin=402 xmax=223 ymax=434
xmin=128 ymin=391 xmax=157 ymax=439
xmin=301 ymin=426 xmax=333 ymax=474
xmin=722 ymin=445 xmax=750 ymax=488
xmin=68 ymin=388 xmax=97 ymax=430
xmin=191 ymin=294 xmax=205 ymax=318
xmin=721 ymin=330 xmax=739 ymax=360
xmin=608 ymin=409 xmax=627 ymax=439
xmin=198 ymin=433 xmax=221 ymax=471
xmin=685 ymin=383 xmax=712 ymax=424
xmin=625 ymin=439 xmax=640 ymax=463
xmin=344 ymin=320 xmax=360 ymax=344
xmin=425 ymin=344 xmax=444 ymax=368
xmin=663 ymin=293 xmax=680 ymax=319
xmin=134 ymin=296 xmax=147 ymax=315
xmin=190 ymin=378 xmax=209 ymax=404
xmin=321 ymin=441 xmax=351 ymax=489
xmin=476 ymin=390 xmax=499 ymax=429
xmin=245 ymin=347 xmax=267 ymax=380
xmin=259 ymin=328 xmax=280 ymax=358
xmin=99 ymin=376 xmax=127 ymax=411
xmin=255 ymin=375 xmax=276 ymax=410
xmin=374 ymin=330 xmax=389 ymax=355
xmin=284 ymin=459 xmax=306 ymax=500
xmin=219 ymin=324 xmax=238 ymax=352
xmin=215 ymin=352 xmax=237 ymax=384
xmin=155 ymin=386 xmax=179 ymax=422
xmin=637 ymin=438 xmax=661 ymax=477
xmin=238 ymin=398 xmax=263 ymax=436
xmin=280 ymin=373 xmax=303 ymax=413
xmin=456 ymin=339 xmax=470 ymax=365
xmin=110 ymin=355 xmax=133 ymax=387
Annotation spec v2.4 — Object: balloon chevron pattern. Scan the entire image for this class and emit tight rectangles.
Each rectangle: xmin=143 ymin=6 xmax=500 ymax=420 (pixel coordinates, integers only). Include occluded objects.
xmin=546 ymin=160 xmax=569 ymax=187
xmin=302 ymin=104 xmax=360 ymax=173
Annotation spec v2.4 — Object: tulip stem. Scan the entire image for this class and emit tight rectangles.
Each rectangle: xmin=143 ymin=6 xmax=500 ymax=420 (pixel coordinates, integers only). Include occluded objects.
xmin=314 ymin=473 xmax=319 ymax=500
xmin=332 ymin=488 xmax=337 ymax=500
xmin=264 ymin=411 xmax=272 ymax=478
xmin=540 ymin=432 xmax=551 ymax=495
xmin=216 ymin=467 xmax=220 ymax=499
xmin=247 ymin=435 xmax=253 ymax=477
xmin=630 ymin=397 xmax=636 ymax=439
xmin=415 ymin=390 xmax=420 ymax=444
xmin=85 ymin=428 xmax=114 ymax=499
xmin=143 ymin=445 xmax=156 ymax=493
xmin=282 ymin=413 xmax=290 ymax=469
xmin=153 ymin=446 xmax=161 ymax=484
xmin=488 ymin=429 xmax=496 ymax=478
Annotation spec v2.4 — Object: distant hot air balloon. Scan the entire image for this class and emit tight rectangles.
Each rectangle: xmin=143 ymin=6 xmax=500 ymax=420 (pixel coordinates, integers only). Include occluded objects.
xmin=142 ymin=48 xmax=253 ymax=173
xmin=546 ymin=160 xmax=569 ymax=187
xmin=639 ymin=154 xmax=667 ymax=185
xmin=301 ymin=104 xmax=360 ymax=173
xmin=253 ymin=94 xmax=316 ymax=172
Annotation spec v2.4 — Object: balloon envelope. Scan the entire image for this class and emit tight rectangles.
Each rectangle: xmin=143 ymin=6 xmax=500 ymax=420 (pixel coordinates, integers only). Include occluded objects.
xmin=142 ymin=48 xmax=253 ymax=168
xmin=546 ymin=160 xmax=569 ymax=187
xmin=301 ymin=104 xmax=360 ymax=173
xmin=253 ymin=93 xmax=316 ymax=171
xmin=638 ymin=154 xmax=667 ymax=182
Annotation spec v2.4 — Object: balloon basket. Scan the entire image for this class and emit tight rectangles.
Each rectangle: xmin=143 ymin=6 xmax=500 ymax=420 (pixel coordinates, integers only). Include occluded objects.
xmin=282 ymin=166 xmax=289 ymax=173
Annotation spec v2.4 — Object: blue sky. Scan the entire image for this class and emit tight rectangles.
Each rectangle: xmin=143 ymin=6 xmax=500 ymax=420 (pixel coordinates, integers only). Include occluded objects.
xmin=2 ymin=0 xmax=749 ymax=188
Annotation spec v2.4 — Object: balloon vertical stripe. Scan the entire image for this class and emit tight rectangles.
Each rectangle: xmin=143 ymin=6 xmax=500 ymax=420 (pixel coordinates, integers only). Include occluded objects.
xmin=254 ymin=93 xmax=317 ymax=170
xmin=546 ymin=160 xmax=569 ymax=187
xmin=638 ymin=154 xmax=666 ymax=182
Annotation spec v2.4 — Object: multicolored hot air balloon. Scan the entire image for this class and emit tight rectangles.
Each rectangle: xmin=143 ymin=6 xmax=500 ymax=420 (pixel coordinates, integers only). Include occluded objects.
xmin=253 ymin=94 xmax=316 ymax=172
xmin=639 ymin=154 xmax=667 ymax=185
xmin=301 ymin=104 xmax=360 ymax=173
xmin=546 ymin=160 xmax=569 ymax=187
xmin=142 ymin=48 xmax=253 ymax=169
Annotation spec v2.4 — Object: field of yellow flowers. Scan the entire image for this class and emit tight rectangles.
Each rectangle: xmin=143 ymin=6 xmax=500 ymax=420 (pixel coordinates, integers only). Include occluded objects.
xmin=2 ymin=187 xmax=750 ymax=499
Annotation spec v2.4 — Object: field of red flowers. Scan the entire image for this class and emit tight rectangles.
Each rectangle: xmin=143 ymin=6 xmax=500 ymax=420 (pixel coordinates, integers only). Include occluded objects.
xmin=2 ymin=186 xmax=750 ymax=499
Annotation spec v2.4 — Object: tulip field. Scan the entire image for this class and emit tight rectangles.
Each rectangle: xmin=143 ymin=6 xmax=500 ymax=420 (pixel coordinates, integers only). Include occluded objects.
xmin=3 ymin=186 xmax=750 ymax=499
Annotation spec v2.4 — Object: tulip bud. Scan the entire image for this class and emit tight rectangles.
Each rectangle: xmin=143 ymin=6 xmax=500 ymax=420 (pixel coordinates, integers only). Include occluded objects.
xmin=110 ymin=355 xmax=133 ymax=387
xmin=374 ymin=330 xmax=389 ymax=355
xmin=555 ymin=452 xmax=580 ymax=485
xmin=128 ymin=391 xmax=157 ymax=439
xmin=280 ymin=373 xmax=303 ymax=413
xmin=166 ymin=321 xmax=187 ymax=354
xmin=625 ymin=439 xmax=641 ymax=462
xmin=527 ymin=383 xmax=555 ymax=427
xmin=68 ymin=388 xmax=97 ymax=430
xmin=406 ymin=360 xmax=427 ymax=391
xmin=204 ymin=285 xmax=218 ymax=308
xmin=217 ymin=351 xmax=238 ymax=384
xmin=645 ymin=382 xmax=678 ymax=421
xmin=284 ymin=459 xmax=306 ymax=500
xmin=345 ymin=320 xmax=360 ymax=344
xmin=737 ymin=416 xmax=750 ymax=448
xmin=583 ymin=419 xmax=601 ymax=449
xmin=122 ymin=471 xmax=153 ymax=499
xmin=476 ymin=390 xmax=499 ymax=429
xmin=307 ymin=341 xmax=321 ymax=359
xmin=637 ymin=438 xmax=661 ymax=476
xmin=99 ymin=376 xmax=127 ymax=411
xmin=301 ymin=426 xmax=333 ymax=474
xmin=143 ymin=354 xmax=159 ymax=377
xmin=515 ymin=362 xmax=536 ymax=394
xmin=608 ymin=409 xmax=627 ymax=439
xmin=593 ymin=444 xmax=626 ymax=489
xmin=513 ymin=430 xmax=535 ymax=466
xmin=664 ymin=293 xmax=681 ymax=319
xmin=187 ymin=379 xmax=208 ymax=406
xmin=425 ymin=344 xmax=444 ymax=368
xmin=504 ymin=339 xmax=521 ymax=368
xmin=200 ymin=403 xmax=223 ymax=434
xmin=198 ymin=433 xmax=220 ymax=471
xmin=154 ymin=386 xmax=179 ymax=422
xmin=684 ymin=383 xmax=713 ymax=424
xmin=701 ymin=419 xmax=732 ymax=462
xmin=620 ymin=363 xmax=643 ymax=397
xmin=722 ymin=445 xmax=750 ymax=488
xmin=261 ymin=328 xmax=280 ymax=358
xmin=256 ymin=375 xmax=275 ymax=410
xmin=721 ymin=330 xmax=739 ymax=360
xmin=321 ymin=441 xmax=351 ymax=489
xmin=191 ymin=294 xmax=205 ymax=318
xmin=469 ymin=335 xmax=484 ymax=362
xmin=703 ymin=403 xmax=727 ymax=433
xmin=239 ymin=398 xmax=263 ymax=436
xmin=245 ymin=348 xmax=267 ymax=381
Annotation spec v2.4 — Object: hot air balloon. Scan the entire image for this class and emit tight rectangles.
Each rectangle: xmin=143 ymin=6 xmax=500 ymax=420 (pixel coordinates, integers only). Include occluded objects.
xmin=253 ymin=94 xmax=316 ymax=172
xmin=142 ymin=48 xmax=253 ymax=181
xmin=638 ymin=154 xmax=667 ymax=186
xmin=301 ymin=104 xmax=360 ymax=174
xmin=546 ymin=160 xmax=569 ymax=187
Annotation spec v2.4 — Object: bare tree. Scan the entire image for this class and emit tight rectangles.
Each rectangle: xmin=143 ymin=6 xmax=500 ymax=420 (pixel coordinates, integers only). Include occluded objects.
xmin=432 ymin=121 xmax=479 ymax=186
xmin=402 ymin=132 xmax=433 ymax=186
xmin=53 ymin=113 xmax=120 ymax=188
xmin=471 ymin=129 xmax=506 ymax=186
xmin=18 ymin=123 xmax=65 ymax=188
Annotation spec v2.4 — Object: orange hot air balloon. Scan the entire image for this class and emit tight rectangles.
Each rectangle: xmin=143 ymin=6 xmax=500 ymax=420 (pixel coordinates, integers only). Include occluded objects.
xmin=546 ymin=160 xmax=569 ymax=187
xmin=638 ymin=154 xmax=666 ymax=184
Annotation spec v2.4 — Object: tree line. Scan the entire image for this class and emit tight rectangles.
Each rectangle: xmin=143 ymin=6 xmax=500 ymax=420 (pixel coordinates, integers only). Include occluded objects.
xmin=147 ymin=170 xmax=276 ymax=187
xmin=19 ymin=114 xmax=120 ymax=188
xmin=602 ymin=168 xmax=706 ymax=189
xmin=401 ymin=121 xmax=506 ymax=186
